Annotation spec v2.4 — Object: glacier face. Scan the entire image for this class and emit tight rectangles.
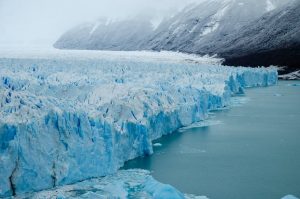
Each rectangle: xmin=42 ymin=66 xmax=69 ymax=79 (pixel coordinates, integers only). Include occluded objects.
xmin=0 ymin=50 xmax=277 ymax=197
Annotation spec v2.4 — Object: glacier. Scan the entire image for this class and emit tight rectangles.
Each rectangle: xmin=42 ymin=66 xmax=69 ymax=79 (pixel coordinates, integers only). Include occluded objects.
xmin=0 ymin=49 xmax=277 ymax=197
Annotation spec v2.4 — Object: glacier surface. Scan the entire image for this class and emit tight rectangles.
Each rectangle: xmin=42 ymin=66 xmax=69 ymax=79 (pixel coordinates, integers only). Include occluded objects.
xmin=0 ymin=49 xmax=277 ymax=197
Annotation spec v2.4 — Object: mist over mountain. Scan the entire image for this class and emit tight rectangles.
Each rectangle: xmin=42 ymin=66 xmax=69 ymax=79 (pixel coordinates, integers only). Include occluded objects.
xmin=54 ymin=0 xmax=300 ymax=73
xmin=141 ymin=0 xmax=288 ymax=52
xmin=53 ymin=17 xmax=154 ymax=50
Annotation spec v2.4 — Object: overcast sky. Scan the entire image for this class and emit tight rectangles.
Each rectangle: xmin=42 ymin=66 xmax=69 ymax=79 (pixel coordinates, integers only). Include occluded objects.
xmin=0 ymin=0 xmax=202 ymax=47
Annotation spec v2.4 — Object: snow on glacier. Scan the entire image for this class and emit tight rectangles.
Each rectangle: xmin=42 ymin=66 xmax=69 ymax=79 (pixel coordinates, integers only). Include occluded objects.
xmin=0 ymin=49 xmax=277 ymax=197
xmin=0 ymin=48 xmax=223 ymax=65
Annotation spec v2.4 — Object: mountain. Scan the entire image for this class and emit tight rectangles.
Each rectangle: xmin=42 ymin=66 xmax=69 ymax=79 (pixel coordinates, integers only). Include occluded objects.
xmin=213 ymin=1 xmax=300 ymax=73
xmin=54 ymin=0 xmax=299 ymax=73
xmin=141 ymin=0 xmax=288 ymax=52
xmin=54 ymin=18 xmax=153 ymax=50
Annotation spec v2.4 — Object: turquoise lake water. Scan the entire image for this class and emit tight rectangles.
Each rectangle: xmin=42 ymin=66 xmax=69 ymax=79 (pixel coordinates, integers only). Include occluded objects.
xmin=123 ymin=81 xmax=300 ymax=199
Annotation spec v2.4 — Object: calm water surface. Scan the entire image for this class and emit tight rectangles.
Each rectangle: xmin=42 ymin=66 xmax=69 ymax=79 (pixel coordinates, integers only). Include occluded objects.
xmin=123 ymin=81 xmax=300 ymax=199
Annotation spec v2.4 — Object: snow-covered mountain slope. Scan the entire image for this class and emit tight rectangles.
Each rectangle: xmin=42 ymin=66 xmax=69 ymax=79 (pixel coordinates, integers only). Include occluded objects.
xmin=279 ymin=70 xmax=300 ymax=80
xmin=55 ymin=0 xmax=283 ymax=51
xmin=54 ymin=18 xmax=154 ymax=50
xmin=143 ymin=0 xmax=289 ymax=52
xmin=0 ymin=49 xmax=277 ymax=197
xmin=214 ymin=0 xmax=300 ymax=73
xmin=54 ymin=0 xmax=298 ymax=72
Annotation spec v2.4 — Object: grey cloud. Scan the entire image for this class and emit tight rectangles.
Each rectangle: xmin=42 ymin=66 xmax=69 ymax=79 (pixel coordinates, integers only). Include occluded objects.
xmin=0 ymin=0 xmax=203 ymax=47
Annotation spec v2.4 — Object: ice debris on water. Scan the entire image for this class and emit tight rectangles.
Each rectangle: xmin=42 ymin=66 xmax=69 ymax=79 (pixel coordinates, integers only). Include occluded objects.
xmin=153 ymin=143 xmax=163 ymax=147
xmin=178 ymin=120 xmax=223 ymax=132
xmin=274 ymin=93 xmax=282 ymax=97
xmin=281 ymin=195 xmax=299 ymax=199
xmin=17 ymin=169 xmax=207 ymax=199
xmin=287 ymin=83 xmax=300 ymax=87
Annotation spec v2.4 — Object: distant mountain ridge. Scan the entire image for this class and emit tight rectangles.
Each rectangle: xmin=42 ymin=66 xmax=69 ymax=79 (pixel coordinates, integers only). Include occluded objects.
xmin=54 ymin=18 xmax=153 ymax=50
xmin=211 ymin=0 xmax=300 ymax=72
xmin=54 ymin=0 xmax=300 ymax=73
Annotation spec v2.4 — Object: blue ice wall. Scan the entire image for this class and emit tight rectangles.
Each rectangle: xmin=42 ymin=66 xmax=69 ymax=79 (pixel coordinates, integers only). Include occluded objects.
xmin=0 ymin=57 xmax=277 ymax=197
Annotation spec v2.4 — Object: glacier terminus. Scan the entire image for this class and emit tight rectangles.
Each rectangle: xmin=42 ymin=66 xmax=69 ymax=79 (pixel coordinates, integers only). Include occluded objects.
xmin=0 ymin=49 xmax=277 ymax=198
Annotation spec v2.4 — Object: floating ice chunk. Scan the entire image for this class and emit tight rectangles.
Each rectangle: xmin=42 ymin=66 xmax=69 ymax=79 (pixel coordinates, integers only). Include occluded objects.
xmin=179 ymin=144 xmax=207 ymax=154
xmin=185 ymin=195 xmax=210 ymax=199
xmin=281 ymin=195 xmax=299 ymax=199
xmin=178 ymin=120 xmax=223 ymax=132
xmin=287 ymin=83 xmax=300 ymax=87
xmin=144 ymin=176 xmax=184 ymax=199
xmin=230 ymin=97 xmax=250 ymax=107
xmin=153 ymin=143 xmax=163 ymax=147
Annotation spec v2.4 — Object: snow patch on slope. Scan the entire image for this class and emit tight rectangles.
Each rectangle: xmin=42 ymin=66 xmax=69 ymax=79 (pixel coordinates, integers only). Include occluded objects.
xmin=150 ymin=17 xmax=163 ymax=30
xmin=89 ymin=22 xmax=101 ymax=35
xmin=279 ymin=70 xmax=300 ymax=80
xmin=200 ymin=5 xmax=229 ymax=36
xmin=266 ymin=0 xmax=276 ymax=12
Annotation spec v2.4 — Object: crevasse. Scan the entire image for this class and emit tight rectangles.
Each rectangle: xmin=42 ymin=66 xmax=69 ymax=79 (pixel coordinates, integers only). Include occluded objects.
xmin=0 ymin=56 xmax=277 ymax=197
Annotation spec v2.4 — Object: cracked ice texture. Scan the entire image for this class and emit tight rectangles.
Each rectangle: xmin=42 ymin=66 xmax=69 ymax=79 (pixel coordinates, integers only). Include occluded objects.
xmin=21 ymin=169 xmax=196 ymax=199
xmin=0 ymin=50 xmax=277 ymax=197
